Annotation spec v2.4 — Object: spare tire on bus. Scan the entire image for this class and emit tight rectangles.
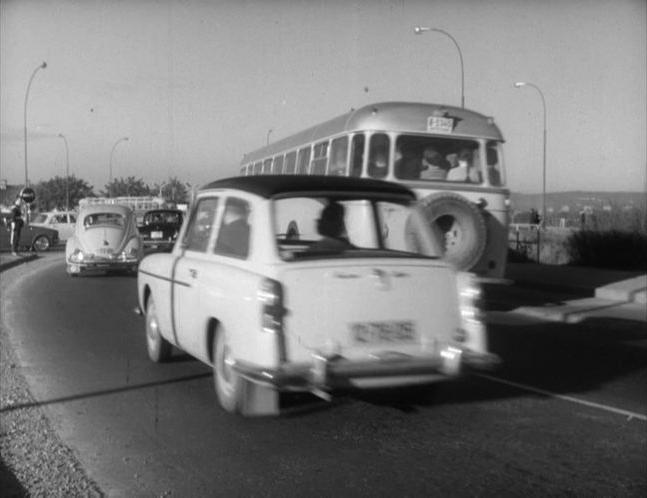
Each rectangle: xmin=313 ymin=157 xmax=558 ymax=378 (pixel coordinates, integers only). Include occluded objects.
xmin=417 ymin=192 xmax=487 ymax=271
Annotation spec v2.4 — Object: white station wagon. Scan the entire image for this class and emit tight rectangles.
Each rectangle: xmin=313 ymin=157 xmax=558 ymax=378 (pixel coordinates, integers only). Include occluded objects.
xmin=136 ymin=176 xmax=498 ymax=416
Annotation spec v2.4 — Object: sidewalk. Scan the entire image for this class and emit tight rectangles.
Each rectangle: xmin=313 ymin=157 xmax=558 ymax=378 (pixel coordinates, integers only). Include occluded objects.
xmin=0 ymin=251 xmax=40 ymax=272
xmin=504 ymin=262 xmax=646 ymax=323
xmin=505 ymin=262 xmax=645 ymax=299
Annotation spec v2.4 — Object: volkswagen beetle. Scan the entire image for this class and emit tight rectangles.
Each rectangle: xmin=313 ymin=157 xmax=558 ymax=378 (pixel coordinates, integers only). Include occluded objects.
xmin=66 ymin=204 xmax=143 ymax=276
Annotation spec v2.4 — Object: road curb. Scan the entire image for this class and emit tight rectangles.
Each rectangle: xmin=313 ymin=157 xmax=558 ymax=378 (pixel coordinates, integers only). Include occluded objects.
xmin=0 ymin=253 xmax=39 ymax=273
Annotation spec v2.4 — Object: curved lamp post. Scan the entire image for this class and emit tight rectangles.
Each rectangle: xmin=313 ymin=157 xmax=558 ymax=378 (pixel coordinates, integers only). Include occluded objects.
xmin=108 ymin=136 xmax=129 ymax=194
xmin=24 ymin=61 xmax=48 ymax=187
xmin=514 ymin=81 xmax=547 ymax=229
xmin=266 ymin=128 xmax=273 ymax=145
xmin=58 ymin=133 xmax=70 ymax=211
xmin=414 ymin=27 xmax=464 ymax=108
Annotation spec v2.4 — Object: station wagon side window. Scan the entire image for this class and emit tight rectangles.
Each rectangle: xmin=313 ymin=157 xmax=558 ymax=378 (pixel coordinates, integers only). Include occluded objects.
xmin=183 ymin=197 xmax=219 ymax=252
xmin=214 ymin=197 xmax=251 ymax=259
xmin=69 ymin=214 xmax=77 ymax=223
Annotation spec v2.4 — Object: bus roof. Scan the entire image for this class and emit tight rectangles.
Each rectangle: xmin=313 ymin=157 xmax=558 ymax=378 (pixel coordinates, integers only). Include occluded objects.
xmin=201 ymin=175 xmax=416 ymax=199
xmin=242 ymin=101 xmax=504 ymax=164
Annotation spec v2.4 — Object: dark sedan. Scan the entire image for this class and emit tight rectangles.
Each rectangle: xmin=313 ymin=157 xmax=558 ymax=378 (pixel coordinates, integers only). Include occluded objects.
xmin=1 ymin=214 xmax=59 ymax=252
xmin=138 ymin=209 xmax=183 ymax=251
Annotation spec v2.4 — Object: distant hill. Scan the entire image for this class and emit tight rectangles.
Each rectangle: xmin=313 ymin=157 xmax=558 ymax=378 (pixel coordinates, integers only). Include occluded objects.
xmin=510 ymin=191 xmax=646 ymax=213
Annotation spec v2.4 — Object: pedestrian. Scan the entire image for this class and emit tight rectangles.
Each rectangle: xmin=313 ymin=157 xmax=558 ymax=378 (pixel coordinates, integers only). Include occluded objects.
xmin=9 ymin=198 xmax=24 ymax=256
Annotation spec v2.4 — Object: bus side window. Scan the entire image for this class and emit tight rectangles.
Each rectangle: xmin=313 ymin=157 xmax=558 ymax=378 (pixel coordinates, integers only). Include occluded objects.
xmin=311 ymin=141 xmax=328 ymax=175
xmin=285 ymin=151 xmax=297 ymax=174
xmin=367 ymin=133 xmax=390 ymax=179
xmin=486 ymin=141 xmax=503 ymax=186
xmin=263 ymin=158 xmax=273 ymax=175
xmin=350 ymin=134 xmax=365 ymax=177
xmin=328 ymin=136 xmax=349 ymax=176
xmin=273 ymin=155 xmax=284 ymax=174
xmin=253 ymin=162 xmax=262 ymax=175
xmin=297 ymin=147 xmax=311 ymax=175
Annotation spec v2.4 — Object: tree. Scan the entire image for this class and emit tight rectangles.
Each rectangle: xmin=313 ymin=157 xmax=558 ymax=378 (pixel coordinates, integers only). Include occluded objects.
xmin=102 ymin=176 xmax=152 ymax=197
xmin=154 ymin=176 xmax=191 ymax=204
xmin=34 ymin=175 xmax=95 ymax=211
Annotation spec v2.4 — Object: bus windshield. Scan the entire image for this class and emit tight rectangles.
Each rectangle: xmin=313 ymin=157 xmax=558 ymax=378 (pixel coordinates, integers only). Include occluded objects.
xmin=364 ymin=134 xmax=503 ymax=186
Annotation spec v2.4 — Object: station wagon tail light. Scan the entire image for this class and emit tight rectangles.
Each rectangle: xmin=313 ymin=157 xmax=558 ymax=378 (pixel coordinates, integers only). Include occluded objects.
xmin=456 ymin=272 xmax=485 ymax=344
xmin=258 ymin=278 xmax=285 ymax=334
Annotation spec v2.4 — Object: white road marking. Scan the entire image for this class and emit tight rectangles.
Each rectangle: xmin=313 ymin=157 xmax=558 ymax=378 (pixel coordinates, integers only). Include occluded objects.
xmin=477 ymin=373 xmax=647 ymax=422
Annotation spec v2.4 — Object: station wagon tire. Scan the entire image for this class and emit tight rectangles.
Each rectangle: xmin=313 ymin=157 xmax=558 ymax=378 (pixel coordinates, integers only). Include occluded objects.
xmin=213 ymin=327 xmax=245 ymax=414
xmin=32 ymin=235 xmax=51 ymax=252
xmin=418 ymin=192 xmax=487 ymax=271
xmin=146 ymin=296 xmax=172 ymax=362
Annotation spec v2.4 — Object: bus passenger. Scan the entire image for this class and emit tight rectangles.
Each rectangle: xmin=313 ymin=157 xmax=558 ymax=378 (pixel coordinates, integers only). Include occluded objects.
xmin=420 ymin=147 xmax=451 ymax=180
xmin=368 ymin=147 xmax=388 ymax=179
xmin=329 ymin=146 xmax=348 ymax=176
xmin=448 ymin=148 xmax=481 ymax=183
xmin=395 ymin=149 xmax=425 ymax=179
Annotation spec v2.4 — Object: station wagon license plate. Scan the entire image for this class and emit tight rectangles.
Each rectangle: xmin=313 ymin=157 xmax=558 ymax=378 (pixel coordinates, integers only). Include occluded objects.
xmin=350 ymin=321 xmax=416 ymax=344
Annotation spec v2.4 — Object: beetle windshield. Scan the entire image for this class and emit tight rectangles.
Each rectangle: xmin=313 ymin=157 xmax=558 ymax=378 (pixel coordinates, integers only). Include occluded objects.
xmin=272 ymin=194 xmax=442 ymax=261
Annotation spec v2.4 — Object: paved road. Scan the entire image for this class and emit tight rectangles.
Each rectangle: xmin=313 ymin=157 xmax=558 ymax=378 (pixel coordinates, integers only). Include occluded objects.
xmin=3 ymin=255 xmax=646 ymax=496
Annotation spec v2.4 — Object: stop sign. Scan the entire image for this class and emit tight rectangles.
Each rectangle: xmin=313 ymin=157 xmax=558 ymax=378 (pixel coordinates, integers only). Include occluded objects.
xmin=20 ymin=187 xmax=36 ymax=203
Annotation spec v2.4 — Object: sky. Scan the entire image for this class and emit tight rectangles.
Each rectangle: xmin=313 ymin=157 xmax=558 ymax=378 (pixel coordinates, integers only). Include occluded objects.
xmin=1 ymin=0 xmax=645 ymax=194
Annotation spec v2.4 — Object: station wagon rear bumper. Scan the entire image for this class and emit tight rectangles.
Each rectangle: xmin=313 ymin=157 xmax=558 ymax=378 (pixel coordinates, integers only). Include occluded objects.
xmin=233 ymin=347 xmax=500 ymax=393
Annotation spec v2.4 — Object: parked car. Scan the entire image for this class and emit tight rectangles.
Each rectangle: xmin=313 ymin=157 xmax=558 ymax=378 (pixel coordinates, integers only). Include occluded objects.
xmin=136 ymin=176 xmax=498 ymax=416
xmin=30 ymin=210 xmax=77 ymax=242
xmin=138 ymin=209 xmax=184 ymax=251
xmin=1 ymin=213 xmax=59 ymax=252
xmin=66 ymin=204 xmax=143 ymax=276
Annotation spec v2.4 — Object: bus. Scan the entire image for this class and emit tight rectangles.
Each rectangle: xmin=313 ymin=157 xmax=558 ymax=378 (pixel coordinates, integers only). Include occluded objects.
xmin=239 ymin=101 xmax=510 ymax=279
xmin=79 ymin=196 xmax=169 ymax=225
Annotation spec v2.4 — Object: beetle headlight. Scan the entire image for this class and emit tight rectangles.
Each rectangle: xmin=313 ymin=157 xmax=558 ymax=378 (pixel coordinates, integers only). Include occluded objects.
xmin=70 ymin=248 xmax=85 ymax=262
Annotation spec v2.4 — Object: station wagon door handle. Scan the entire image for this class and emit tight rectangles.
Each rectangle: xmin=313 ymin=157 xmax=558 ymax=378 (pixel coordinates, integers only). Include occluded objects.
xmin=189 ymin=268 xmax=198 ymax=279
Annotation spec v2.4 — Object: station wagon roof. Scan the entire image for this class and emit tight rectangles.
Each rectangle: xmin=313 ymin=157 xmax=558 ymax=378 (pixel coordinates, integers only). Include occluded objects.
xmin=200 ymin=175 xmax=416 ymax=199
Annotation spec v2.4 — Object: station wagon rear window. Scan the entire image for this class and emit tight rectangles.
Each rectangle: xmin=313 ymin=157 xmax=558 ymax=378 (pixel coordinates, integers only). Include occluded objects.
xmin=272 ymin=195 xmax=441 ymax=261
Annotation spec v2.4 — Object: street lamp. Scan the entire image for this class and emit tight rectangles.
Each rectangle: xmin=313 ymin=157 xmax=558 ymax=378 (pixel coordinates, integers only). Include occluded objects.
xmin=24 ymin=61 xmax=48 ymax=187
xmin=514 ymin=81 xmax=547 ymax=229
xmin=108 ymin=137 xmax=129 ymax=194
xmin=266 ymin=128 xmax=273 ymax=145
xmin=58 ymin=133 xmax=70 ymax=211
xmin=414 ymin=27 xmax=464 ymax=108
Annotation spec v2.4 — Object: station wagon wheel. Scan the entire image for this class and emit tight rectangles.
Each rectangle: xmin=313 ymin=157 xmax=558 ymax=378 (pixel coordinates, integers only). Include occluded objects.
xmin=146 ymin=295 xmax=172 ymax=362
xmin=213 ymin=327 xmax=244 ymax=414
xmin=32 ymin=235 xmax=51 ymax=252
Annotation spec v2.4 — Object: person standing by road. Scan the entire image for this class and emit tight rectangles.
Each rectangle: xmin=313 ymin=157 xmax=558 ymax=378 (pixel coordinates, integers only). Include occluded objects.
xmin=9 ymin=198 xmax=24 ymax=256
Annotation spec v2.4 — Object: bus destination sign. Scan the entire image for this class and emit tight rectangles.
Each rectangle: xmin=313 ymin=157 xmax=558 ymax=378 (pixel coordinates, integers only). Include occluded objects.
xmin=427 ymin=116 xmax=454 ymax=134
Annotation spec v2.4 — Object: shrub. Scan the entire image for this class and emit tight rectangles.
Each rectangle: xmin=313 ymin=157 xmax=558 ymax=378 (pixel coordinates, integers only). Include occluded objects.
xmin=565 ymin=230 xmax=647 ymax=270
